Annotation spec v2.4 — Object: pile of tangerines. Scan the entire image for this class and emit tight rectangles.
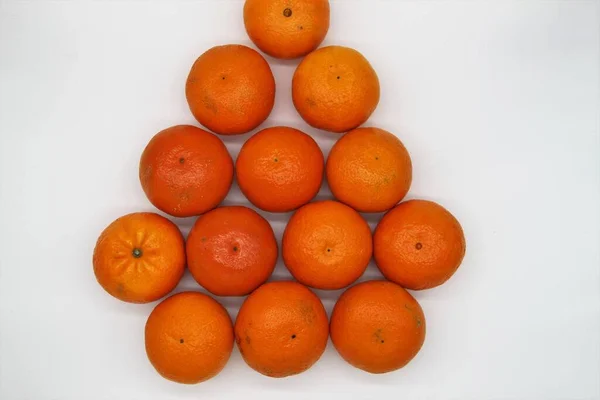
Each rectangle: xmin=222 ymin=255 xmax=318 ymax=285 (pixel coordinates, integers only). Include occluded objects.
xmin=93 ymin=0 xmax=466 ymax=384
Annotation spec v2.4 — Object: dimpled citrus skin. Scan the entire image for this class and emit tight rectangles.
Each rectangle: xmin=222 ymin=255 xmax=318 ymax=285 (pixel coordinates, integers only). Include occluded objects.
xmin=145 ymin=292 xmax=234 ymax=384
xmin=186 ymin=206 xmax=278 ymax=296
xmin=186 ymin=44 xmax=275 ymax=135
xmin=139 ymin=125 xmax=233 ymax=217
xmin=374 ymin=200 xmax=466 ymax=290
xmin=93 ymin=212 xmax=185 ymax=303
xmin=244 ymin=0 xmax=330 ymax=59
xmin=282 ymin=200 xmax=372 ymax=290
xmin=327 ymin=127 xmax=412 ymax=213
xmin=292 ymin=46 xmax=380 ymax=133
xmin=234 ymin=281 xmax=329 ymax=378
xmin=236 ymin=126 xmax=324 ymax=212
xmin=330 ymin=281 xmax=426 ymax=374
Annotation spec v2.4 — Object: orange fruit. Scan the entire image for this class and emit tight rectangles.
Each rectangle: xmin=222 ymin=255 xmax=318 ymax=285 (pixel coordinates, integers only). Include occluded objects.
xmin=292 ymin=45 xmax=380 ymax=133
xmin=139 ymin=125 xmax=233 ymax=218
xmin=327 ymin=127 xmax=412 ymax=212
xmin=186 ymin=206 xmax=278 ymax=296
xmin=236 ymin=126 xmax=324 ymax=212
xmin=145 ymin=292 xmax=234 ymax=384
xmin=374 ymin=200 xmax=466 ymax=290
xmin=244 ymin=0 xmax=330 ymax=59
xmin=186 ymin=44 xmax=275 ymax=135
xmin=282 ymin=200 xmax=372 ymax=290
xmin=330 ymin=280 xmax=426 ymax=374
xmin=93 ymin=212 xmax=185 ymax=303
xmin=234 ymin=281 xmax=329 ymax=377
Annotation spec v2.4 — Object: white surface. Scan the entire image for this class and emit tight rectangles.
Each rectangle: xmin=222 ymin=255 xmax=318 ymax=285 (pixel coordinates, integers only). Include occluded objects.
xmin=1 ymin=0 xmax=599 ymax=399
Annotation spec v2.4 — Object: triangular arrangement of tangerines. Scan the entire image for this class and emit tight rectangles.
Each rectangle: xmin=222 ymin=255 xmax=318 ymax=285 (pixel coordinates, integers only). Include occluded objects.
xmin=93 ymin=0 xmax=465 ymax=383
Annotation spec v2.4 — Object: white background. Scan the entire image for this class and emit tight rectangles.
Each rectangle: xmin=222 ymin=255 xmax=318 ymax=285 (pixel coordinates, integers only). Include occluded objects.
xmin=1 ymin=0 xmax=599 ymax=399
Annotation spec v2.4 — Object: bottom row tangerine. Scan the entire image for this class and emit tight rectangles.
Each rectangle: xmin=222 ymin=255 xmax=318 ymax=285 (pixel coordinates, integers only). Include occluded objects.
xmin=144 ymin=280 xmax=426 ymax=383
